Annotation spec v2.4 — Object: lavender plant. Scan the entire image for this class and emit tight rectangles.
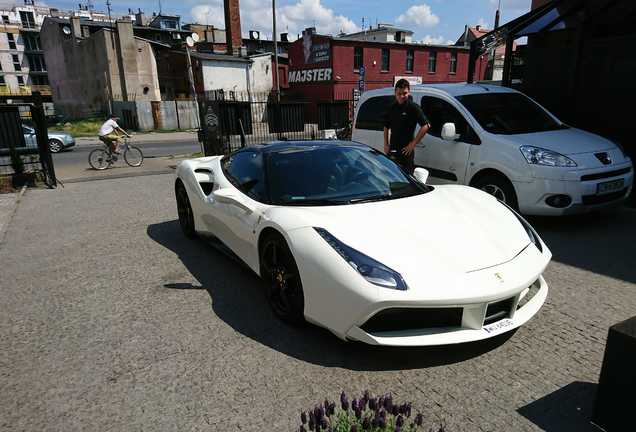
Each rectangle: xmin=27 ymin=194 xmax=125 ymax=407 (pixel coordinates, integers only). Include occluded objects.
xmin=298 ymin=391 xmax=446 ymax=432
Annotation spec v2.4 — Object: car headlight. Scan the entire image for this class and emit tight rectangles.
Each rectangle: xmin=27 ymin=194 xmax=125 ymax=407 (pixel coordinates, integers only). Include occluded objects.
xmin=500 ymin=203 xmax=543 ymax=253
xmin=314 ymin=227 xmax=408 ymax=290
xmin=520 ymin=145 xmax=577 ymax=167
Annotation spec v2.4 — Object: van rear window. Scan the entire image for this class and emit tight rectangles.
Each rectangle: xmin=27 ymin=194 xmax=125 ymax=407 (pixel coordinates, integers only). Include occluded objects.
xmin=355 ymin=96 xmax=394 ymax=131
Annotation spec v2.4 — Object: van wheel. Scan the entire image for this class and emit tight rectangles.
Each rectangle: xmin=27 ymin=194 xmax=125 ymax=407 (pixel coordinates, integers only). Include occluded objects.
xmin=473 ymin=174 xmax=519 ymax=210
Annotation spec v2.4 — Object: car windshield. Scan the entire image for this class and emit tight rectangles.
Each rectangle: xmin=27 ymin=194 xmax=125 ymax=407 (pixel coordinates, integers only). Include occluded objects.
xmin=267 ymin=146 xmax=429 ymax=206
xmin=456 ymin=92 xmax=568 ymax=135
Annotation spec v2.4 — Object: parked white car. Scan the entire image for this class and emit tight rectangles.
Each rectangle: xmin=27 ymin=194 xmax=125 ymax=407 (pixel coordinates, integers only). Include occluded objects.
xmin=352 ymin=83 xmax=633 ymax=215
xmin=175 ymin=141 xmax=551 ymax=346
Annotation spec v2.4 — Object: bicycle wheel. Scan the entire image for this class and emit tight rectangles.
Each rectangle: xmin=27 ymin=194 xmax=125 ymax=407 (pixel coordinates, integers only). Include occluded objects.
xmin=124 ymin=145 xmax=143 ymax=167
xmin=88 ymin=148 xmax=111 ymax=170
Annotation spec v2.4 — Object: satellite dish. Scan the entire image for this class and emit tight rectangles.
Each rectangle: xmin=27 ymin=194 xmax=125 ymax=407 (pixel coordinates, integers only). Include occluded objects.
xmin=191 ymin=33 xmax=200 ymax=42
xmin=62 ymin=26 xmax=71 ymax=35
xmin=186 ymin=36 xmax=194 ymax=47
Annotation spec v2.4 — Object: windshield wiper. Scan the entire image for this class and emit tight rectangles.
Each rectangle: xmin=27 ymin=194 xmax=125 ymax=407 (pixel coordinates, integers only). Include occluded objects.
xmin=279 ymin=198 xmax=347 ymax=206
xmin=348 ymin=194 xmax=394 ymax=204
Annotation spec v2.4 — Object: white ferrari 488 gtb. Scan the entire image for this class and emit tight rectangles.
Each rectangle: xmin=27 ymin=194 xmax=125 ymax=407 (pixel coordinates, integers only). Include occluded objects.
xmin=175 ymin=141 xmax=551 ymax=346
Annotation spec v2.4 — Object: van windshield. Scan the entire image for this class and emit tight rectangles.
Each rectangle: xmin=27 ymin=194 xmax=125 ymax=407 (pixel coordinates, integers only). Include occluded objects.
xmin=455 ymin=92 xmax=568 ymax=135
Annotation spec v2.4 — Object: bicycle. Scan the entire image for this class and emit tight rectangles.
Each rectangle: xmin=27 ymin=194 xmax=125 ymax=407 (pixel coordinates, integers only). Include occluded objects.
xmin=88 ymin=136 xmax=144 ymax=170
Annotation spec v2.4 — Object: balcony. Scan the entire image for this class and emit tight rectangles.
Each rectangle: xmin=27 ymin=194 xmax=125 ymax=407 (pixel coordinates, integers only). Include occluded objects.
xmin=0 ymin=85 xmax=33 ymax=96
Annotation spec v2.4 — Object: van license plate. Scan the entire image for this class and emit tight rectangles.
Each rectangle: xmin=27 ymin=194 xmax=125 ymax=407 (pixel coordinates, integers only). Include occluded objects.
xmin=597 ymin=179 xmax=624 ymax=195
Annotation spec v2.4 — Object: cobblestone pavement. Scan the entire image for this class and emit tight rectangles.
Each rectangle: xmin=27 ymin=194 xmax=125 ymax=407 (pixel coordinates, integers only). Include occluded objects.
xmin=1 ymin=173 xmax=634 ymax=431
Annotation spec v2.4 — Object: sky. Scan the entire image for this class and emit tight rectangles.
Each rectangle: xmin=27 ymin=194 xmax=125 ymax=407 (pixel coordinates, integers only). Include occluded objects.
xmin=2 ymin=0 xmax=532 ymax=44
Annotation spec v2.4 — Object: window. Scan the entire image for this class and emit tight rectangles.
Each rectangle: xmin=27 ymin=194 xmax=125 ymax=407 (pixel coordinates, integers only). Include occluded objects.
xmin=17 ymin=75 xmax=24 ymax=85
xmin=7 ymin=33 xmax=17 ymax=50
xmin=12 ymin=54 xmax=21 ymax=71
xmin=354 ymin=46 xmax=363 ymax=70
xmin=421 ymin=96 xmax=479 ymax=144
xmin=32 ymin=75 xmax=48 ymax=85
xmin=2 ymin=15 xmax=9 ymax=24
xmin=428 ymin=51 xmax=437 ymax=73
xmin=381 ymin=48 xmax=390 ymax=71
xmin=456 ymin=93 xmax=566 ymax=135
xmin=19 ymin=11 xmax=35 ymax=29
xmin=355 ymin=95 xmax=394 ymax=131
xmin=0 ymin=76 xmax=5 ymax=85
xmin=27 ymin=54 xmax=46 ymax=72
xmin=406 ymin=49 xmax=414 ymax=72
xmin=449 ymin=52 xmax=457 ymax=74
xmin=222 ymin=150 xmax=266 ymax=201
xmin=24 ymin=34 xmax=41 ymax=51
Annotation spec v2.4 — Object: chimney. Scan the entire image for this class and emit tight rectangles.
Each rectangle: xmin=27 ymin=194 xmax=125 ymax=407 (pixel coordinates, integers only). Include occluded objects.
xmin=70 ymin=16 xmax=81 ymax=38
xmin=475 ymin=25 xmax=481 ymax=31
xmin=463 ymin=24 xmax=469 ymax=46
xmin=115 ymin=18 xmax=139 ymax=101
xmin=494 ymin=8 xmax=500 ymax=29
xmin=135 ymin=8 xmax=145 ymax=26
xmin=224 ymin=0 xmax=243 ymax=56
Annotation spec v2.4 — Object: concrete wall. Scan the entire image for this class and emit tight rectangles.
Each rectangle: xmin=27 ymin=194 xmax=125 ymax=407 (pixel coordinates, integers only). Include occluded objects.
xmin=248 ymin=54 xmax=273 ymax=94
xmin=113 ymin=100 xmax=198 ymax=131
xmin=201 ymin=60 xmax=249 ymax=93
xmin=176 ymin=100 xmax=199 ymax=129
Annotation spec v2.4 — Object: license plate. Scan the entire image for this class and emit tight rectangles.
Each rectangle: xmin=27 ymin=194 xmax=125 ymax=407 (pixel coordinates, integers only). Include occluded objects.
xmin=597 ymin=179 xmax=624 ymax=195
xmin=483 ymin=318 xmax=514 ymax=334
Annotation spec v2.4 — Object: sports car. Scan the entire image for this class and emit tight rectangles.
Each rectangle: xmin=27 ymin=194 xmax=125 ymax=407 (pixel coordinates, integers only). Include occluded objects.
xmin=175 ymin=141 xmax=551 ymax=346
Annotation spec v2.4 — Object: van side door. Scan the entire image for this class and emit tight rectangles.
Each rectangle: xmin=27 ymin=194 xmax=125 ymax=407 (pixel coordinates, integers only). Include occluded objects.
xmin=418 ymin=95 xmax=481 ymax=185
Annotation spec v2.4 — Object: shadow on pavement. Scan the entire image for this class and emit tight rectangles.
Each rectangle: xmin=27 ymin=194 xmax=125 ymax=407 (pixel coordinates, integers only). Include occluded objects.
xmin=147 ymin=220 xmax=514 ymax=371
xmin=528 ymin=208 xmax=636 ymax=284
xmin=517 ymin=381 xmax=599 ymax=432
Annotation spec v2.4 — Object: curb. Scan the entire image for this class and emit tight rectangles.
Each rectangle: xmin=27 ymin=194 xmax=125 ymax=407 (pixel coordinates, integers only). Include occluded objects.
xmin=0 ymin=185 xmax=27 ymax=248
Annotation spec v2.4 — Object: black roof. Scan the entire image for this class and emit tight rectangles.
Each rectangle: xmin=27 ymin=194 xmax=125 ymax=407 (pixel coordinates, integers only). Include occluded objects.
xmin=241 ymin=140 xmax=369 ymax=154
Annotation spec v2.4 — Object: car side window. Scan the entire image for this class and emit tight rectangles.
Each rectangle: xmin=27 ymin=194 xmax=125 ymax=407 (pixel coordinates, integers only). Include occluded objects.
xmin=222 ymin=151 xmax=266 ymax=202
xmin=421 ymin=96 xmax=480 ymax=145
xmin=355 ymin=96 xmax=394 ymax=131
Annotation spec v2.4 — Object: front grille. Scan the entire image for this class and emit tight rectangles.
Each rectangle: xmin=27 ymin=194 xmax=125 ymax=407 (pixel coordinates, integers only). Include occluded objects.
xmin=484 ymin=297 xmax=514 ymax=325
xmin=582 ymin=188 xmax=629 ymax=205
xmin=360 ymin=307 xmax=463 ymax=333
xmin=580 ymin=167 xmax=631 ymax=181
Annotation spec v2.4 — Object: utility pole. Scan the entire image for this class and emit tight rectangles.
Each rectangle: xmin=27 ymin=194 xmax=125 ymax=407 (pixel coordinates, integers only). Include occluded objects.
xmin=272 ymin=0 xmax=280 ymax=102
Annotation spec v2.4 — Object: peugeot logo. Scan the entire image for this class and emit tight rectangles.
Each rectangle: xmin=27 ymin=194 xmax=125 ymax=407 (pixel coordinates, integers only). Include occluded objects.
xmin=595 ymin=152 xmax=612 ymax=165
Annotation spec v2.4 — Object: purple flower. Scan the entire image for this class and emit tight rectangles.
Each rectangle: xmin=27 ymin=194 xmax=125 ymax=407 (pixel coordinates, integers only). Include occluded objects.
xmin=314 ymin=406 xmax=323 ymax=423
xmin=371 ymin=417 xmax=379 ymax=429
xmin=355 ymin=408 xmax=362 ymax=419
xmin=396 ymin=415 xmax=404 ymax=427
xmin=308 ymin=417 xmax=315 ymax=431
xmin=364 ymin=390 xmax=370 ymax=401
xmin=328 ymin=402 xmax=335 ymax=417
xmin=384 ymin=394 xmax=393 ymax=411
xmin=301 ymin=412 xmax=307 ymax=425
xmin=341 ymin=394 xmax=350 ymax=411
xmin=378 ymin=416 xmax=386 ymax=428
xmin=378 ymin=396 xmax=385 ymax=409
xmin=362 ymin=417 xmax=371 ymax=431
xmin=406 ymin=403 xmax=412 ymax=418
xmin=379 ymin=409 xmax=386 ymax=420
xmin=350 ymin=425 xmax=358 ymax=432
xmin=392 ymin=405 xmax=399 ymax=416
xmin=352 ymin=398 xmax=359 ymax=412
xmin=341 ymin=391 xmax=347 ymax=404
xmin=415 ymin=413 xmax=424 ymax=427
xmin=320 ymin=418 xmax=328 ymax=430
xmin=369 ymin=398 xmax=377 ymax=411
xmin=324 ymin=399 xmax=330 ymax=412
xmin=395 ymin=426 xmax=401 ymax=432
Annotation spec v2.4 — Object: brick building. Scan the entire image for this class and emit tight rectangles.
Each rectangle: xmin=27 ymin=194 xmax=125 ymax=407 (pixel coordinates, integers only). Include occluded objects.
xmin=286 ymin=27 xmax=487 ymax=102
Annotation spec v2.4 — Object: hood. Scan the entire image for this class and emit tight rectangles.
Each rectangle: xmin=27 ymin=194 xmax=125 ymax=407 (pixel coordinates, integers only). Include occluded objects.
xmin=499 ymin=127 xmax=616 ymax=155
xmin=267 ymin=185 xmax=531 ymax=279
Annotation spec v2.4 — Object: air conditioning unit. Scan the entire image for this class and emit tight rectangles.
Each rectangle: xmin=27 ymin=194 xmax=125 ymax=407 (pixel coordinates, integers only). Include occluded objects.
xmin=249 ymin=30 xmax=260 ymax=40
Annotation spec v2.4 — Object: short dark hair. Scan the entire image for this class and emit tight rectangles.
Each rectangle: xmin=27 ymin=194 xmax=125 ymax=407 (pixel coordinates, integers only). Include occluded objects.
xmin=395 ymin=78 xmax=410 ymax=91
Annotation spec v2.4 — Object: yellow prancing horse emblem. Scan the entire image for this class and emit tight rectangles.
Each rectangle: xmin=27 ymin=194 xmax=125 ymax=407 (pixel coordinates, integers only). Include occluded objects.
xmin=495 ymin=273 xmax=504 ymax=283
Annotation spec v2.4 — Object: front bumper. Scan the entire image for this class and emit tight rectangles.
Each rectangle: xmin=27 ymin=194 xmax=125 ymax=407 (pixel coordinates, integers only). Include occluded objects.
xmin=515 ymin=162 xmax=633 ymax=216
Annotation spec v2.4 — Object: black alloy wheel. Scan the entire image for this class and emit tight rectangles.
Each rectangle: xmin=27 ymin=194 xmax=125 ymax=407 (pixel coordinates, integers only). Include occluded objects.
xmin=176 ymin=183 xmax=197 ymax=239
xmin=473 ymin=174 xmax=519 ymax=211
xmin=260 ymin=234 xmax=305 ymax=324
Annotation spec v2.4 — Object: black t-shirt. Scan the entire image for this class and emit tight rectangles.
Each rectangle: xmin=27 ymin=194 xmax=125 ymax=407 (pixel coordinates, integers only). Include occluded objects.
xmin=383 ymin=99 xmax=429 ymax=151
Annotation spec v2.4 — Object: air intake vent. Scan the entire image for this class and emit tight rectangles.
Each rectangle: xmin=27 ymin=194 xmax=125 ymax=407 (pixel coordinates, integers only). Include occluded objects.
xmin=484 ymin=297 xmax=514 ymax=325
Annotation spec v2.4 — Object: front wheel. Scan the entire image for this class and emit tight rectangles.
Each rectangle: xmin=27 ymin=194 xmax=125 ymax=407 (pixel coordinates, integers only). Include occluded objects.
xmin=124 ymin=145 xmax=143 ymax=167
xmin=48 ymin=139 xmax=63 ymax=153
xmin=176 ymin=182 xmax=197 ymax=239
xmin=473 ymin=174 xmax=519 ymax=210
xmin=88 ymin=148 xmax=111 ymax=170
xmin=260 ymin=234 xmax=305 ymax=324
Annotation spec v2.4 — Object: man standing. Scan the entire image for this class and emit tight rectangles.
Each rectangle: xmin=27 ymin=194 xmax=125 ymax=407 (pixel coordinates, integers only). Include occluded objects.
xmin=98 ymin=115 xmax=130 ymax=154
xmin=383 ymin=79 xmax=430 ymax=173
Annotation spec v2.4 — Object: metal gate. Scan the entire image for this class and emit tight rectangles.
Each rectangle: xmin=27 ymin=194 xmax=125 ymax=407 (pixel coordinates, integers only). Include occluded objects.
xmin=0 ymin=93 xmax=57 ymax=187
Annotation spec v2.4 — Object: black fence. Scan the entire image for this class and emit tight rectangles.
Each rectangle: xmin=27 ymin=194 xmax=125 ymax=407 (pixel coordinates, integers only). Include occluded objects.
xmin=198 ymin=90 xmax=354 ymax=155
xmin=0 ymin=94 xmax=56 ymax=186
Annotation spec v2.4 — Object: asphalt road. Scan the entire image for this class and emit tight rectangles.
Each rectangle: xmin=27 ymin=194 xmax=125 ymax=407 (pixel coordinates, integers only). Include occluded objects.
xmin=52 ymin=139 xmax=201 ymax=171
xmin=2 ymin=173 xmax=635 ymax=431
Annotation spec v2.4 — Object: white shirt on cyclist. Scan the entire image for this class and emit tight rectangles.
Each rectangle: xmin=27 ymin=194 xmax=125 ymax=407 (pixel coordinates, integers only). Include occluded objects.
xmin=99 ymin=119 xmax=120 ymax=137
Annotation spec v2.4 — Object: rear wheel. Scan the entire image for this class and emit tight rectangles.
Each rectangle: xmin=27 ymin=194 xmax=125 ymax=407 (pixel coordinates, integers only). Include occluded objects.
xmin=124 ymin=145 xmax=143 ymax=167
xmin=176 ymin=182 xmax=197 ymax=239
xmin=260 ymin=233 xmax=305 ymax=324
xmin=473 ymin=174 xmax=519 ymax=210
xmin=88 ymin=148 xmax=111 ymax=170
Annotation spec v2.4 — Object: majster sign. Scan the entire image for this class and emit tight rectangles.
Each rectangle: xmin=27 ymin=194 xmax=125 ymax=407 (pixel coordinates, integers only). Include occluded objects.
xmin=288 ymin=68 xmax=333 ymax=83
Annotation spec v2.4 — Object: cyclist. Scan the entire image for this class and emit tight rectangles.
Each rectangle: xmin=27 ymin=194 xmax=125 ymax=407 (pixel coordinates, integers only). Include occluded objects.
xmin=98 ymin=115 xmax=130 ymax=155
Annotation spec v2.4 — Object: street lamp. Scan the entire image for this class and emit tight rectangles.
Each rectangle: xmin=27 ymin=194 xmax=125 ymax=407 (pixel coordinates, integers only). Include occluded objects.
xmin=272 ymin=0 xmax=280 ymax=102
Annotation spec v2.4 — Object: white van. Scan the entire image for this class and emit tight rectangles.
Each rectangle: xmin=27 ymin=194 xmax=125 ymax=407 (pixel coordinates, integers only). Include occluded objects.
xmin=352 ymin=83 xmax=633 ymax=216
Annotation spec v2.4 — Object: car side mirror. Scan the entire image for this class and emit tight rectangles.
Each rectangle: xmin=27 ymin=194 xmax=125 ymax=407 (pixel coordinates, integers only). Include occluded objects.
xmin=213 ymin=188 xmax=254 ymax=213
xmin=441 ymin=122 xmax=460 ymax=141
xmin=413 ymin=167 xmax=429 ymax=184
